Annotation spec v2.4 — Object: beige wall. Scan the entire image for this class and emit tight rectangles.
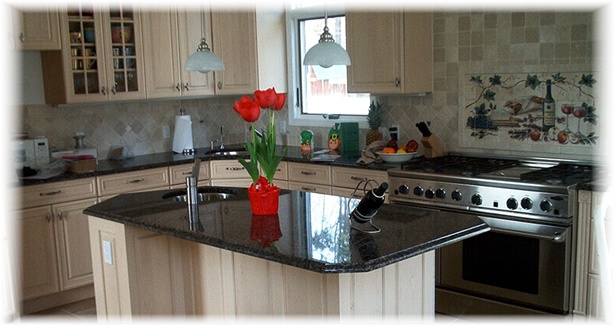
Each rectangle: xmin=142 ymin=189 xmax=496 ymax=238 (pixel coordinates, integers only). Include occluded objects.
xmin=17 ymin=10 xmax=598 ymax=161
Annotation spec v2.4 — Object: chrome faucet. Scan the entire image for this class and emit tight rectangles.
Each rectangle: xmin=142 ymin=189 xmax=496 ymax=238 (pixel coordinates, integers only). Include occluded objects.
xmin=219 ymin=126 xmax=225 ymax=149
xmin=249 ymin=125 xmax=264 ymax=139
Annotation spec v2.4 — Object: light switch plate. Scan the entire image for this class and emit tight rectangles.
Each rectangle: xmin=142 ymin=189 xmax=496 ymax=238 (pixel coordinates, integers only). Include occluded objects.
xmin=103 ymin=240 xmax=113 ymax=265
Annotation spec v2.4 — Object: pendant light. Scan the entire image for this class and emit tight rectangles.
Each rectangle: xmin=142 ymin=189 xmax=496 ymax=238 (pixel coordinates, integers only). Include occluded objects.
xmin=303 ymin=8 xmax=351 ymax=69
xmin=184 ymin=12 xmax=224 ymax=73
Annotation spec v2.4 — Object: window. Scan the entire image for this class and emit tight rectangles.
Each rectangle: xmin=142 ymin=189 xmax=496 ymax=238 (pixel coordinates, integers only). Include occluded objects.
xmin=286 ymin=6 xmax=371 ymax=127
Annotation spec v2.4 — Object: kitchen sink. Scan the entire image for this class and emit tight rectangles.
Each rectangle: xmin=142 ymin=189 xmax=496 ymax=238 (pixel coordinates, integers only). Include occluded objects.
xmin=206 ymin=150 xmax=250 ymax=156
xmin=162 ymin=189 xmax=236 ymax=203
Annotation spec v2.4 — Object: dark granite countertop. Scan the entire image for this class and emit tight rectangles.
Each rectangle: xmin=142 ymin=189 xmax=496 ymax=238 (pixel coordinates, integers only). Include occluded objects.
xmin=18 ymin=144 xmax=407 ymax=187
xmin=83 ymin=186 xmax=490 ymax=274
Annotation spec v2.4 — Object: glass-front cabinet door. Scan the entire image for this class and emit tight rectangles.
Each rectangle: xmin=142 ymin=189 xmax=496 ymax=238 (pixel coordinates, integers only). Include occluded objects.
xmin=47 ymin=2 xmax=145 ymax=104
xmin=102 ymin=3 xmax=145 ymax=100
xmin=64 ymin=4 xmax=107 ymax=102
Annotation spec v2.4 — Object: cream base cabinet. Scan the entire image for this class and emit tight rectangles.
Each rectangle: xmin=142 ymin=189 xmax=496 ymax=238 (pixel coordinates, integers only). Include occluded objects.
xmin=141 ymin=5 xmax=214 ymax=99
xmin=346 ymin=11 xmax=432 ymax=94
xmin=17 ymin=178 xmax=98 ymax=314
xmin=12 ymin=6 xmax=61 ymax=50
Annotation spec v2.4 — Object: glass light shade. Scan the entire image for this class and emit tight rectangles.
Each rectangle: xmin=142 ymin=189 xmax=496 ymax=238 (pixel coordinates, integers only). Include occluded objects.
xmin=303 ymin=41 xmax=351 ymax=68
xmin=184 ymin=38 xmax=224 ymax=73
xmin=303 ymin=24 xmax=350 ymax=69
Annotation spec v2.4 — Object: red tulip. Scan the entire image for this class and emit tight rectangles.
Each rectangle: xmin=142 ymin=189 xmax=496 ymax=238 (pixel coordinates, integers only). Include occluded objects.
xmin=254 ymin=88 xmax=277 ymax=109
xmin=273 ymin=92 xmax=285 ymax=110
xmin=233 ymin=96 xmax=260 ymax=122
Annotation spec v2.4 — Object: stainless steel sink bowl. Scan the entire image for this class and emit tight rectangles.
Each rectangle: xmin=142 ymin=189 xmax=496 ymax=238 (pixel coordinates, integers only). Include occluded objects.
xmin=162 ymin=190 xmax=236 ymax=203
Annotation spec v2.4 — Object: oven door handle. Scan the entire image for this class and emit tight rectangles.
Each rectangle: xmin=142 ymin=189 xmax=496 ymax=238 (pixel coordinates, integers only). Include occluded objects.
xmin=479 ymin=216 xmax=568 ymax=243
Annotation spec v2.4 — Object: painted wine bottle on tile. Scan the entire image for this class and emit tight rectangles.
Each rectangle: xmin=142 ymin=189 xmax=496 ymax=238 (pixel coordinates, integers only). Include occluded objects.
xmin=542 ymin=79 xmax=555 ymax=131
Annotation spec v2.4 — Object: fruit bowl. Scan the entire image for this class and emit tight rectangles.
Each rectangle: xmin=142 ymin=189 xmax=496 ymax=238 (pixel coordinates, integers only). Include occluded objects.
xmin=375 ymin=151 xmax=417 ymax=163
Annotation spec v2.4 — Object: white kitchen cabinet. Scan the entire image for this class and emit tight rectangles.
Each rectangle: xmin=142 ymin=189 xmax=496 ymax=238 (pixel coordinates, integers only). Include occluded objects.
xmin=346 ymin=11 xmax=432 ymax=94
xmin=96 ymin=167 xmax=169 ymax=198
xmin=211 ymin=8 xmax=287 ymax=95
xmin=17 ymin=179 xmax=97 ymax=313
xmin=141 ymin=5 xmax=215 ymax=99
xmin=41 ymin=2 xmax=146 ymax=104
xmin=287 ymin=162 xmax=331 ymax=195
xmin=209 ymin=160 xmax=252 ymax=187
xmin=12 ymin=6 xmax=61 ymax=50
xmin=169 ymin=161 xmax=211 ymax=187
xmin=574 ymin=190 xmax=613 ymax=321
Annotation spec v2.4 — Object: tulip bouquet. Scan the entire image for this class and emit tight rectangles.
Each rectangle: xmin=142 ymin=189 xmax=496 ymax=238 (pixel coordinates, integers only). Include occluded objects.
xmin=233 ymin=88 xmax=287 ymax=193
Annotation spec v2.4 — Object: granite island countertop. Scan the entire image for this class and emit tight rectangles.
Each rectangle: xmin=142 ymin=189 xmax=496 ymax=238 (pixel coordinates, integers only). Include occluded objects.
xmin=84 ymin=186 xmax=490 ymax=273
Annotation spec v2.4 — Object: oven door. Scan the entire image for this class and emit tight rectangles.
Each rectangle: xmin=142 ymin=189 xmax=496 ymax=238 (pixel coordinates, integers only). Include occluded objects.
xmin=438 ymin=216 xmax=572 ymax=314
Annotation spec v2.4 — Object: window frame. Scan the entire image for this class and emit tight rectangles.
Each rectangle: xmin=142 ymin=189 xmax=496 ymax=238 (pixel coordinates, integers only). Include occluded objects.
xmin=285 ymin=5 xmax=372 ymax=128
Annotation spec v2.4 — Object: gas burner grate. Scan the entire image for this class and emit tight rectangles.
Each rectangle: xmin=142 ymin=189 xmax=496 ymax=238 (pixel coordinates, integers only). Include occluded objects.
xmin=520 ymin=164 xmax=594 ymax=185
xmin=402 ymin=156 xmax=519 ymax=176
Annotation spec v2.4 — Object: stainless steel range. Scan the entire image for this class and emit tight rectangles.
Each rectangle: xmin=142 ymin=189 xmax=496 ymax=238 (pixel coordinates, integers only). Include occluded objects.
xmin=387 ymin=154 xmax=595 ymax=316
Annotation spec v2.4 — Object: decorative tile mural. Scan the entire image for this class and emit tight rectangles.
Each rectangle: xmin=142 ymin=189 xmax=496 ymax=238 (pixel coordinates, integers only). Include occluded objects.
xmin=463 ymin=72 xmax=597 ymax=152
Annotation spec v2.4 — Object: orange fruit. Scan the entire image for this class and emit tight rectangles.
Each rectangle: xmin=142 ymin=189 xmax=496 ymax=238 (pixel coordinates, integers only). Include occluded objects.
xmin=382 ymin=147 xmax=396 ymax=154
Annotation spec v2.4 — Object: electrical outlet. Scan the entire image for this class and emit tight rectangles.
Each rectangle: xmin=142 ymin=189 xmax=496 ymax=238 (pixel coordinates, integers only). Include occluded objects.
xmin=162 ymin=125 xmax=170 ymax=139
xmin=279 ymin=120 xmax=287 ymax=134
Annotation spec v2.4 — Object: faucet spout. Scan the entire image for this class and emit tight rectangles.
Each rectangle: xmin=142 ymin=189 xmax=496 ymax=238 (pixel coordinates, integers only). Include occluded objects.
xmin=249 ymin=125 xmax=264 ymax=139
xmin=219 ymin=126 xmax=225 ymax=149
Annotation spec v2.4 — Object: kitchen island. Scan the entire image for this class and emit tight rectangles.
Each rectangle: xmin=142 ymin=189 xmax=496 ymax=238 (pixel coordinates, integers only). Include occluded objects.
xmin=84 ymin=186 xmax=489 ymax=321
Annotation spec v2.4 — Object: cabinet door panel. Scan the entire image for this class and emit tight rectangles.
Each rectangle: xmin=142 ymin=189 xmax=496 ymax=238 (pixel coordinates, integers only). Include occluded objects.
xmin=211 ymin=11 xmax=258 ymax=95
xmin=19 ymin=207 xmax=60 ymax=300
xmin=142 ymin=9 xmax=182 ymax=98
xmin=54 ymin=199 xmax=96 ymax=290
xmin=15 ymin=7 xmax=61 ymax=50
xmin=178 ymin=7 xmax=215 ymax=96
xmin=346 ymin=11 xmax=402 ymax=93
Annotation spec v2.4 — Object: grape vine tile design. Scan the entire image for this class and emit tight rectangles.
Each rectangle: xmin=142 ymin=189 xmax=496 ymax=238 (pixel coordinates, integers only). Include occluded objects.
xmin=464 ymin=72 xmax=597 ymax=148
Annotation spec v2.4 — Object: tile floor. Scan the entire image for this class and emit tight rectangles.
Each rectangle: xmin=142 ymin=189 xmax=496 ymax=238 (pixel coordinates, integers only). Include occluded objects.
xmin=21 ymin=298 xmax=97 ymax=322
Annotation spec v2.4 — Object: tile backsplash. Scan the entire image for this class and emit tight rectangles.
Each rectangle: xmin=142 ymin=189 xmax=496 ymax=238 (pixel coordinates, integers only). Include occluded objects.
xmin=16 ymin=10 xmax=600 ymax=162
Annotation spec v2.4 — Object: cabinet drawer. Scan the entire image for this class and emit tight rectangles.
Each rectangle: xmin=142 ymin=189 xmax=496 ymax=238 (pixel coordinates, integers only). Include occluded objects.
xmin=274 ymin=161 xmax=288 ymax=181
xmin=97 ymin=167 xmax=169 ymax=197
xmin=287 ymin=163 xmax=331 ymax=184
xmin=331 ymin=167 xmax=388 ymax=189
xmin=169 ymin=162 xmax=211 ymax=185
xmin=210 ymin=160 xmax=251 ymax=179
xmin=20 ymin=178 xmax=96 ymax=209
xmin=288 ymin=182 xmax=331 ymax=195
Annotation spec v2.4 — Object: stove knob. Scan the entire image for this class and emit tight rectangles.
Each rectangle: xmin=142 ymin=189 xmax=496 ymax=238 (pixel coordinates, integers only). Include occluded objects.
xmin=436 ymin=188 xmax=446 ymax=199
xmin=451 ymin=190 xmax=463 ymax=201
xmin=521 ymin=197 xmax=533 ymax=210
xmin=540 ymin=200 xmax=553 ymax=212
xmin=425 ymin=189 xmax=435 ymax=199
xmin=471 ymin=194 xmax=482 ymax=206
xmin=413 ymin=186 xmax=424 ymax=196
xmin=506 ymin=198 xmax=518 ymax=210
xmin=399 ymin=184 xmax=410 ymax=194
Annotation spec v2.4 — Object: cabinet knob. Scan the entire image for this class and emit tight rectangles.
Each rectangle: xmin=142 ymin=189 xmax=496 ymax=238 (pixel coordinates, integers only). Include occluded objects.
xmin=102 ymin=87 xmax=107 ymax=95
xmin=57 ymin=210 xmax=63 ymax=220
xmin=395 ymin=78 xmax=400 ymax=87
xmin=19 ymin=32 xmax=25 ymax=42
xmin=217 ymin=81 xmax=222 ymax=90
xmin=111 ymin=85 xmax=117 ymax=94
xmin=176 ymin=83 xmax=181 ymax=91
xmin=184 ymin=83 xmax=189 ymax=91
xmin=46 ymin=213 xmax=52 ymax=223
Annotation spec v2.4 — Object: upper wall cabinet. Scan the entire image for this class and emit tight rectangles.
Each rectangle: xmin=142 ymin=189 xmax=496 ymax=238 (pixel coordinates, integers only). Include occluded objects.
xmin=41 ymin=2 xmax=146 ymax=104
xmin=346 ymin=11 xmax=432 ymax=94
xmin=212 ymin=8 xmax=287 ymax=95
xmin=141 ymin=5 xmax=215 ymax=99
xmin=12 ymin=6 xmax=62 ymax=50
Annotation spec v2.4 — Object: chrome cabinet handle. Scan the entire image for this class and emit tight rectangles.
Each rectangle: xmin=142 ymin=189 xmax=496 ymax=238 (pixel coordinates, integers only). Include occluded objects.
xmin=184 ymin=83 xmax=189 ymax=91
xmin=40 ymin=190 xmax=61 ymax=196
xmin=301 ymin=171 xmax=316 ymax=176
xmin=102 ymin=87 xmax=107 ymax=95
xmin=301 ymin=187 xmax=316 ymax=191
xmin=395 ymin=78 xmax=400 ymax=87
xmin=57 ymin=210 xmax=62 ymax=220
xmin=19 ymin=32 xmax=25 ymax=42
xmin=126 ymin=178 xmax=145 ymax=184
xmin=351 ymin=176 xmax=367 ymax=181
xmin=46 ymin=213 xmax=52 ymax=223
xmin=217 ymin=81 xmax=222 ymax=90
xmin=176 ymin=83 xmax=181 ymax=91
xmin=111 ymin=85 xmax=117 ymax=94
xmin=226 ymin=167 xmax=245 ymax=171
xmin=182 ymin=171 xmax=192 ymax=175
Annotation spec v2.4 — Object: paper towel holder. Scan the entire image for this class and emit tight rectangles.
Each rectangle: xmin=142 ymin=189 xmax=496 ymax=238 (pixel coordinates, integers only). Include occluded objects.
xmin=173 ymin=108 xmax=196 ymax=155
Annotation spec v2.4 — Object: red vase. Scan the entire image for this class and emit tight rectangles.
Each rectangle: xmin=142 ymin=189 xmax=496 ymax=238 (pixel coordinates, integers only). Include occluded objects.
xmin=248 ymin=185 xmax=280 ymax=215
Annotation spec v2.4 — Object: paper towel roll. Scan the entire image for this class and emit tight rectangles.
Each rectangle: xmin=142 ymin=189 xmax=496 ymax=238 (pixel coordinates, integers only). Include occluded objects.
xmin=172 ymin=115 xmax=194 ymax=154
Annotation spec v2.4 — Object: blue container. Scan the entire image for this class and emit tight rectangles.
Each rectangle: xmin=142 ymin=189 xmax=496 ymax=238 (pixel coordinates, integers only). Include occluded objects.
xmin=84 ymin=28 xmax=95 ymax=43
